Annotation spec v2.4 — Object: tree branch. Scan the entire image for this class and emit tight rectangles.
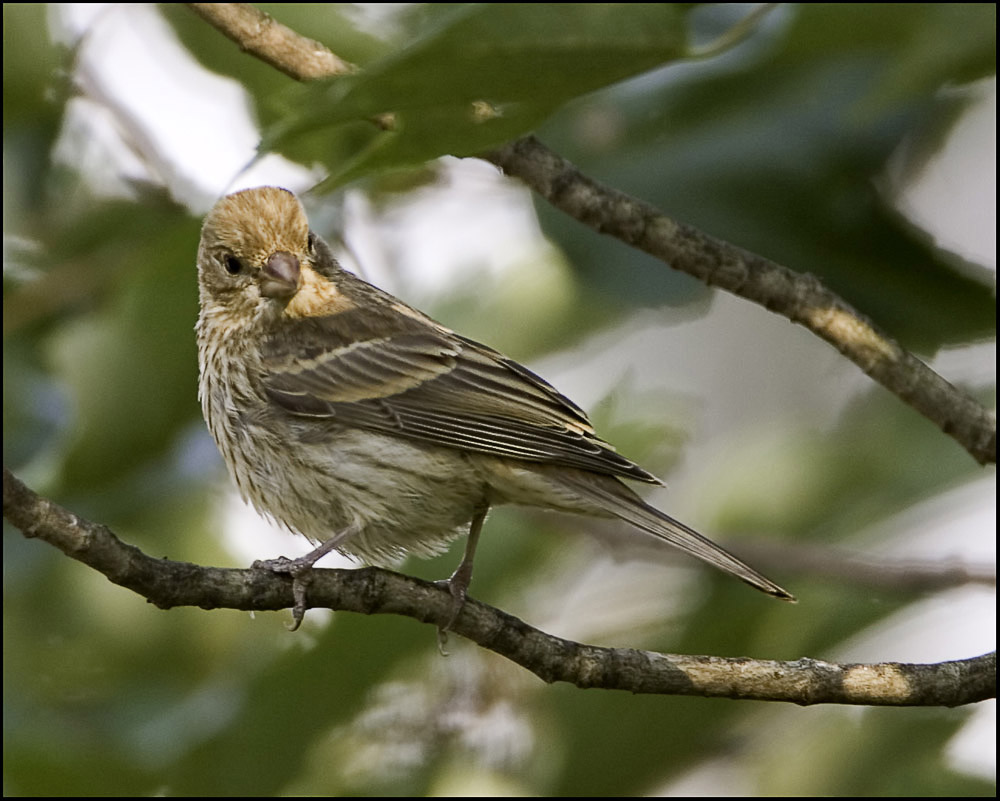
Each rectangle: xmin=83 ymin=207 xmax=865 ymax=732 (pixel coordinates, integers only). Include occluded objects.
xmin=485 ymin=138 xmax=996 ymax=466
xmin=4 ymin=466 xmax=995 ymax=707
xmin=186 ymin=2 xmax=355 ymax=80
xmin=184 ymin=2 xmax=995 ymax=467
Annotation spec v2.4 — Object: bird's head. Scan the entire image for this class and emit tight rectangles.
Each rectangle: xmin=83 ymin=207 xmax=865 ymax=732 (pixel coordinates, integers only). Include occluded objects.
xmin=197 ymin=186 xmax=322 ymax=326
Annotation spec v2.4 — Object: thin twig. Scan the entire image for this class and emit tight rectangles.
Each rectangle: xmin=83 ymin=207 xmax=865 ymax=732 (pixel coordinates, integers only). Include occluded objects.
xmin=736 ymin=540 xmax=995 ymax=593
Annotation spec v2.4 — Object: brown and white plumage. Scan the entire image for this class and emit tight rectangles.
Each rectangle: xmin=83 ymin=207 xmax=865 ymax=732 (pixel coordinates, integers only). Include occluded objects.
xmin=196 ymin=186 xmax=794 ymax=612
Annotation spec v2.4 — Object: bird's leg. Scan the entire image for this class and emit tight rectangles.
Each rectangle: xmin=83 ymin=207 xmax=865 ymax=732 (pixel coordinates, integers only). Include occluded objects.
xmin=437 ymin=501 xmax=489 ymax=646
xmin=253 ymin=523 xmax=360 ymax=631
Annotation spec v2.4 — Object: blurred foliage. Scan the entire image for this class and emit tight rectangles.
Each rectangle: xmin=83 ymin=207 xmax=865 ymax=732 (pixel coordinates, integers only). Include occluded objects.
xmin=534 ymin=3 xmax=997 ymax=347
xmin=3 ymin=3 xmax=995 ymax=798
xmin=265 ymin=4 xmax=694 ymax=185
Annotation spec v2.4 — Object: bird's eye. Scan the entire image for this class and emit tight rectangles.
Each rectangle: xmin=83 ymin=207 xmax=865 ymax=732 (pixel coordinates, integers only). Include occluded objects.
xmin=223 ymin=255 xmax=243 ymax=275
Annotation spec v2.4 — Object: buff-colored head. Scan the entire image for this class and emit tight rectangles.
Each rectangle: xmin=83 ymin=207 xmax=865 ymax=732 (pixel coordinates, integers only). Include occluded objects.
xmin=197 ymin=186 xmax=357 ymax=334
xmin=197 ymin=187 xmax=312 ymax=322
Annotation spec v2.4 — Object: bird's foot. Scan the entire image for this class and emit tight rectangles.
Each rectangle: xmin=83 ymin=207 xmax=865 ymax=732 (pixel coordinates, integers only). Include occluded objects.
xmin=434 ymin=563 xmax=474 ymax=654
xmin=253 ymin=533 xmax=352 ymax=631
xmin=253 ymin=554 xmax=320 ymax=631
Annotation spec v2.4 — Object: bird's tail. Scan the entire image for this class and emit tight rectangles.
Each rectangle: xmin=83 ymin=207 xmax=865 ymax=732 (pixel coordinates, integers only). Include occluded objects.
xmin=555 ymin=471 xmax=796 ymax=601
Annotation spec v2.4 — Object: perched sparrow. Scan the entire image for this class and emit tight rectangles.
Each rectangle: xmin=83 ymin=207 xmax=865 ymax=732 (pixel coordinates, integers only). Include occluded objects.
xmin=197 ymin=187 xmax=793 ymax=626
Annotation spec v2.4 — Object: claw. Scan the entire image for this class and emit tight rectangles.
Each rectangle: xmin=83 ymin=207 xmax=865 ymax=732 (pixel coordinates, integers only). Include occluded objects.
xmin=253 ymin=524 xmax=359 ymax=629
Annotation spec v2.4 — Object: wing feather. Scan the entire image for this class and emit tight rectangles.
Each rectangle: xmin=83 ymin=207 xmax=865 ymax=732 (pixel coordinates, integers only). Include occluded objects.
xmin=262 ymin=320 xmax=658 ymax=483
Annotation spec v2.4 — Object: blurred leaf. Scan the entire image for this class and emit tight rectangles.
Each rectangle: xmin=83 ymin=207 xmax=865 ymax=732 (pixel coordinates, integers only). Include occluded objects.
xmin=266 ymin=3 xmax=700 ymax=182
xmin=535 ymin=3 xmax=996 ymax=346
xmin=3 ymin=4 xmax=69 ymax=218
xmin=761 ymin=707 xmax=995 ymax=797
xmin=2 ymin=4 xmax=63 ymax=124
xmin=165 ymin=612 xmax=433 ymax=796
xmin=27 ymin=200 xmax=204 ymax=492
xmin=711 ymin=386 xmax=981 ymax=545
xmin=161 ymin=3 xmax=392 ymax=133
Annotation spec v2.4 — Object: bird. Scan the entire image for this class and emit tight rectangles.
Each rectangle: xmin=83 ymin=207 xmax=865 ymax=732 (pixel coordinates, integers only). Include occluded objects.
xmin=196 ymin=186 xmax=794 ymax=628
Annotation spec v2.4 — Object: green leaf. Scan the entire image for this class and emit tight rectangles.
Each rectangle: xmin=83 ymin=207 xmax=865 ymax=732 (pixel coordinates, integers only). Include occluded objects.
xmin=534 ymin=2 xmax=997 ymax=347
xmin=266 ymin=3 xmax=700 ymax=181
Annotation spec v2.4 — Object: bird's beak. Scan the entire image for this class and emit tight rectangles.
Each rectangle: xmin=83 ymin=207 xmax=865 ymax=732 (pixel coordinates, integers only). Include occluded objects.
xmin=260 ymin=251 xmax=301 ymax=299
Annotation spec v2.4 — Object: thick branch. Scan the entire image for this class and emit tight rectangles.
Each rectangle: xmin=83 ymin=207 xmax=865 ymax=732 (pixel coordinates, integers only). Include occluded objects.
xmin=4 ymin=467 xmax=995 ymax=707
xmin=184 ymin=3 xmax=996 ymax=467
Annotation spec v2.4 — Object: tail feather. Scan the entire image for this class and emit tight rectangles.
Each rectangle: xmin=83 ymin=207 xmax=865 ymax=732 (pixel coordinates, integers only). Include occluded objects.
xmin=556 ymin=472 xmax=796 ymax=601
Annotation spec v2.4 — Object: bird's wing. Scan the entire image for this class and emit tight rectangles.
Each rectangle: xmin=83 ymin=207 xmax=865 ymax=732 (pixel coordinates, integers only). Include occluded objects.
xmin=261 ymin=318 xmax=658 ymax=483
